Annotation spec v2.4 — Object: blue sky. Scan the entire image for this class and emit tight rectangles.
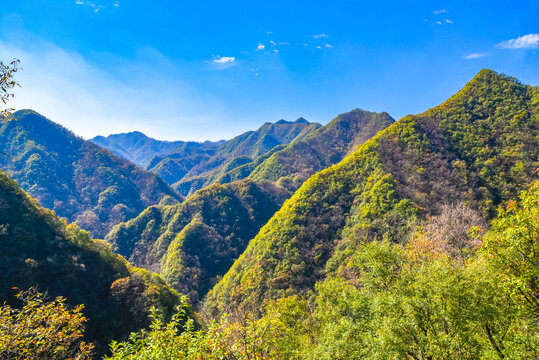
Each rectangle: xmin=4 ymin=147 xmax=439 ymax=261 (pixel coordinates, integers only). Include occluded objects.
xmin=1 ymin=1 xmax=538 ymax=141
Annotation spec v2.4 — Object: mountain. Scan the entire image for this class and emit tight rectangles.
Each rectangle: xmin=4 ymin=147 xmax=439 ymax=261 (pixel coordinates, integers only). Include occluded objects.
xmin=174 ymin=110 xmax=394 ymax=195
xmin=202 ymin=69 xmax=539 ymax=317
xmin=90 ymin=131 xmax=184 ymax=167
xmin=105 ymin=179 xmax=290 ymax=303
xmin=0 ymin=110 xmax=182 ymax=238
xmin=105 ymin=110 xmax=394 ymax=303
xmin=147 ymin=118 xmax=321 ymax=195
xmin=0 ymin=170 xmax=179 ymax=355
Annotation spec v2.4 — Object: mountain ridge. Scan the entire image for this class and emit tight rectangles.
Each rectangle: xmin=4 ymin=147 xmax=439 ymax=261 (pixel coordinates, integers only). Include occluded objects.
xmin=202 ymin=69 xmax=539 ymax=317
xmin=0 ymin=110 xmax=182 ymax=238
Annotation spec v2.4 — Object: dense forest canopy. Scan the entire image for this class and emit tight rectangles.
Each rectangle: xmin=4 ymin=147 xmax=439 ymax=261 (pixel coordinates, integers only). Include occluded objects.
xmin=0 ymin=170 xmax=180 ymax=356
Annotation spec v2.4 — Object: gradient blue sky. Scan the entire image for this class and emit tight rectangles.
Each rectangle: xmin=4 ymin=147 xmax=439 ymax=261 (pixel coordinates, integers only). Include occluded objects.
xmin=1 ymin=1 xmax=538 ymax=140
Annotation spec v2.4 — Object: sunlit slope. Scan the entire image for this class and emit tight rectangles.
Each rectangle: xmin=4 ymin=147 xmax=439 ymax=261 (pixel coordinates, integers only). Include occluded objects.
xmin=106 ymin=179 xmax=289 ymax=303
xmin=203 ymin=69 xmax=539 ymax=316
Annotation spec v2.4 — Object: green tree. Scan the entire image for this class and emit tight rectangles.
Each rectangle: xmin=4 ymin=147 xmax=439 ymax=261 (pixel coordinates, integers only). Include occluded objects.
xmin=482 ymin=181 xmax=539 ymax=316
xmin=0 ymin=288 xmax=94 ymax=360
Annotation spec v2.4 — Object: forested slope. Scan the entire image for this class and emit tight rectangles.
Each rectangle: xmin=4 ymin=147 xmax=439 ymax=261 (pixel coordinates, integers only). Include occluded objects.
xmin=203 ymin=69 xmax=539 ymax=318
xmin=0 ymin=170 xmax=179 ymax=355
xmin=0 ymin=110 xmax=181 ymax=237
xmin=106 ymin=110 xmax=393 ymax=303
xmin=106 ymin=179 xmax=290 ymax=303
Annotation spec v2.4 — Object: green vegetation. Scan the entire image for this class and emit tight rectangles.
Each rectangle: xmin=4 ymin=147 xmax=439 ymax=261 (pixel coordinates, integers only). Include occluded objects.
xmin=0 ymin=288 xmax=94 ymax=359
xmin=250 ymin=109 xmax=395 ymax=186
xmin=106 ymin=180 xmax=539 ymax=359
xmin=0 ymin=110 xmax=181 ymax=237
xmin=2 ymin=69 xmax=538 ymax=359
xmin=146 ymin=118 xmax=321 ymax=196
xmin=174 ymin=110 xmax=393 ymax=196
xmin=106 ymin=179 xmax=290 ymax=303
xmin=0 ymin=170 xmax=180 ymax=355
xmin=203 ymin=70 xmax=538 ymax=318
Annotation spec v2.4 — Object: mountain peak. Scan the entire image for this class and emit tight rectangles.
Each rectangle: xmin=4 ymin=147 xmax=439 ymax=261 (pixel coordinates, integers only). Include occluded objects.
xmin=294 ymin=117 xmax=309 ymax=124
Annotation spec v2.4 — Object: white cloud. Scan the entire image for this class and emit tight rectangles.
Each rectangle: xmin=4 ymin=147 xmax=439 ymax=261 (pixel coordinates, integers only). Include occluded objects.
xmin=445 ymin=19 xmax=453 ymax=24
xmin=74 ymin=0 xmax=103 ymax=13
xmin=464 ymin=53 xmax=489 ymax=59
xmin=313 ymin=34 xmax=328 ymax=39
xmin=325 ymin=43 xmax=333 ymax=48
xmin=113 ymin=0 xmax=119 ymax=8
xmin=435 ymin=21 xmax=442 ymax=25
xmin=213 ymin=56 xmax=236 ymax=64
xmin=256 ymin=43 xmax=265 ymax=51
xmin=270 ymin=40 xmax=276 ymax=46
xmin=273 ymin=49 xmax=279 ymax=54
xmin=434 ymin=9 xmax=448 ymax=14
xmin=497 ymin=33 xmax=539 ymax=49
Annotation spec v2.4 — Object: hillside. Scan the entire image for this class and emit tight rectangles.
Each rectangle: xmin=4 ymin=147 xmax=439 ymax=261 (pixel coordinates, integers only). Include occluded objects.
xmin=0 ymin=170 xmax=179 ymax=355
xmin=203 ymin=69 xmax=539 ymax=317
xmin=106 ymin=179 xmax=289 ymax=303
xmin=174 ymin=110 xmax=394 ymax=195
xmin=147 ymin=118 xmax=321 ymax=195
xmin=0 ymin=110 xmax=182 ymax=238
xmin=106 ymin=111 xmax=393 ymax=304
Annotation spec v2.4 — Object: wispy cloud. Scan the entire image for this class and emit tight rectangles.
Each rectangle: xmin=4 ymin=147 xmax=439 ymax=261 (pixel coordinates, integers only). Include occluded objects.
xmin=464 ymin=53 xmax=489 ymax=59
xmin=434 ymin=9 xmax=448 ymax=15
xmin=313 ymin=34 xmax=328 ymax=39
xmin=74 ymin=0 xmax=104 ymax=13
xmin=213 ymin=56 xmax=236 ymax=64
xmin=425 ymin=15 xmax=453 ymax=25
xmin=497 ymin=33 xmax=539 ymax=49
xmin=113 ymin=0 xmax=119 ymax=8
xmin=0 ymin=39 xmax=230 ymax=141
xmin=256 ymin=43 xmax=265 ymax=51
xmin=324 ymin=44 xmax=333 ymax=48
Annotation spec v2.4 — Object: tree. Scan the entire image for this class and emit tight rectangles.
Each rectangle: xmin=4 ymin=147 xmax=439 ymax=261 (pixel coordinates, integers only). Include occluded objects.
xmin=0 ymin=288 xmax=94 ymax=360
xmin=0 ymin=58 xmax=20 ymax=121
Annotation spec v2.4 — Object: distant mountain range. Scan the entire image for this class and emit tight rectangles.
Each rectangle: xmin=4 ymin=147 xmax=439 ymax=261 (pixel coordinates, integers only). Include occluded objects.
xmin=91 ymin=131 xmax=225 ymax=168
xmin=94 ymin=118 xmax=322 ymax=196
